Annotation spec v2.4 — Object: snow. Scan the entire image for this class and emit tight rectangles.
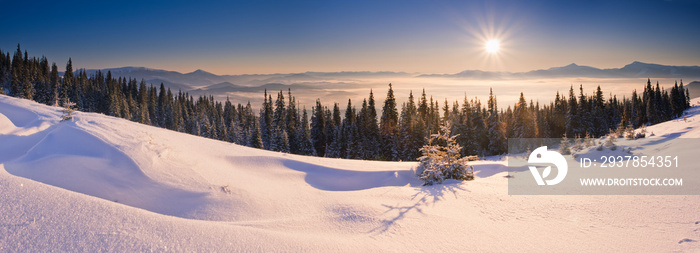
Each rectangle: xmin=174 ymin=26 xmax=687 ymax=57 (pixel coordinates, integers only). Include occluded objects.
xmin=1 ymin=94 xmax=699 ymax=251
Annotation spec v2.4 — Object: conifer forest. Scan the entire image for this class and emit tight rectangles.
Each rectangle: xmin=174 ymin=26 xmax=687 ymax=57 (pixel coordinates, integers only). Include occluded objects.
xmin=0 ymin=45 xmax=691 ymax=161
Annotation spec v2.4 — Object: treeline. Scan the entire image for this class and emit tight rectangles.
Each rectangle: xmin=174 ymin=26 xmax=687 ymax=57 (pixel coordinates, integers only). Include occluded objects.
xmin=0 ymin=45 xmax=271 ymax=150
xmin=0 ymin=45 xmax=692 ymax=161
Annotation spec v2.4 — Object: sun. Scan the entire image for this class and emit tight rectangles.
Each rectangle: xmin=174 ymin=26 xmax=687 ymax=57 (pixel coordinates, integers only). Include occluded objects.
xmin=485 ymin=39 xmax=500 ymax=53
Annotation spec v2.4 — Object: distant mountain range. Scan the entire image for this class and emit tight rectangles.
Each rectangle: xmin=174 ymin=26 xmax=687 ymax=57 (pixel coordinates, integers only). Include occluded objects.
xmin=78 ymin=67 xmax=412 ymax=92
xmin=75 ymin=62 xmax=700 ymax=95
xmin=420 ymin=61 xmax=700 ymax=79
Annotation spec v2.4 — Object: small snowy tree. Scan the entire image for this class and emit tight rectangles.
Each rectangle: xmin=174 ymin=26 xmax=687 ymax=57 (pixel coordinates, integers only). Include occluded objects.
xmin=624 ymin=124 xmax=635 ymax=140
xmin=61 ymin=99 xmax=76 ymax=121
xmin=636 ymin=125 xmax=647 ymax=139
xmin=571 ymin=134 xmax=584 ymax=152
xmin=416 ymin=123 xmax=474 ymax=185
xmin=624 ymin=124 xmax=646 ymax=140
xmin=613 ymin=122 xmax=625 ymax=138
xmin=584 ymin=132 xmax=594 ymax=147
xmin=559 ymin=134 xmax=571 ymax=155
xmin=604 ymin=129 xmax=617 ymax=148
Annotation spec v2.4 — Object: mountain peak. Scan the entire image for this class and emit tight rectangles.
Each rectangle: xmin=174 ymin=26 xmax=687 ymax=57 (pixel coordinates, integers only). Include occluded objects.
xmin=189 ymin=69 xmax=213 ymax=75
xmin=625 ymin=61 xmax=657 ymax=67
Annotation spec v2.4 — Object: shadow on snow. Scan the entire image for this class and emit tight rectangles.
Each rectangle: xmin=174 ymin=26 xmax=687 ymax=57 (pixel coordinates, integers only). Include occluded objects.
xmin=281 ymin=159 xmax=421 ymax=191
xmin=369 ymin=181 xmax=469 ymax=235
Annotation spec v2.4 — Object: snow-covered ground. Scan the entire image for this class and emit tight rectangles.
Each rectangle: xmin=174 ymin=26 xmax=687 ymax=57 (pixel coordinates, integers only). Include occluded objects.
xmin=1 ymin=94 xmax=699 ymax=252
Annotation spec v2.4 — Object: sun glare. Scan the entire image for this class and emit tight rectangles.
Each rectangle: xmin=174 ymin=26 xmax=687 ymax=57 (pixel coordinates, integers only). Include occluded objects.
xmin=485 ymin=39 xmax=500 ymax=53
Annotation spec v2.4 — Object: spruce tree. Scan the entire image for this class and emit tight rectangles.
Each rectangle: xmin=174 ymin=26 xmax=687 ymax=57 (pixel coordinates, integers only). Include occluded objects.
xmin=34 ymin=56 xmax=49 ymax=104
xmin=592 ymin=85 xmax=607 ymax=136
xmin=0 ymin=49 xmax=7 ymax=94
xmin=487 ymin=88 xmax=507 ymax=155
xmin=156 ymin=83 xmax=167 ymax=127
xmin=10 ymin=45 xmax=23 ymax=96
xmin=398 ymin=91 xmax=420 ymax=160
xmin=452 ymin=96 xmax=471 ymax=155
xmin=172 ymin=93 xmax=184 ymax=132
xmin=671 ymin=81 xmax=681 ymax=117
xmin=49 ymin=63 xmax=59 ymax=106
xmin=630 ymin=90 xmax=640 ymax=127
xmin=341 ymin=99 xmax=355 ymax=159
xmin=416 ymin=122 xmax=474 ymax=185
xmin=577 ymin=85 xmax=592 ymax=135
xmin=323 ymin=107 xmax=336 ymax=157
xmin=273 ymin=90 xmax=286 ymax=132
xmin=418 ymin=89 xmax=429 ymax=123
xmin=260 ymin=90 xmax=273 ymax=150
xmin=512 ymin=92 xmax=535 ymax=139
xmin=360 ymin=90 xmax=380 ymax=159
xmin=137 ymin=80 xmax=150 ymax=124
xmin=248 ymin=116 xmax=264 ymax=149
xmin=286 ymin=89 xmax=300 ymax=154
xmin=223 ymin=98 xmax=236 ymax=140
xmin=108 ymin=77 xmax=122 ymax=117
xmin=379 ymin=83 xmax=399 ymax=160
xmin=643 ymin=78 xmax=654 ymax=124
xmin=683 ymin=81 xmax=690 ymax=108
xmin=470 ymin=100 xmax=487 ymax=155
xmin=61 ymin=58 xmax=74 ymax=106
xmin=299 ymin=107 xmax=316 ymax=156
xmin=20 ymin=55 xmax=34 ymax=100
xmin=346 ymin=119 xmax=361 ymax=159
xmin=565 ymin=86 xmax=579 ymax=137
xmin=310 ymin=99 xmax=326 ymax=157
xmin=148 ymin=84 xmax=158 ymax=125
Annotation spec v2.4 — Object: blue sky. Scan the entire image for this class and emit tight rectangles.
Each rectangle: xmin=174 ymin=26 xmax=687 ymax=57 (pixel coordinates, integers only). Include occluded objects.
xmin=1 ymin=0 xmax=698 ymax=74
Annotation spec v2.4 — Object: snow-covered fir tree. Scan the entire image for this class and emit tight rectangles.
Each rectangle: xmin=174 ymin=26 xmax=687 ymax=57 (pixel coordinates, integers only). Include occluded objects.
xmin=379 ymin=83 xmax=399 ymax=160
xmin=260 ymin=90 xmax=273 ymax=150
xmin=310 ymin=99 xmax=326 ymax=157
xmin=298 ymin=107 xmax=316 ymax=156
xmin=361 ymin=89 xmax=380 ymax=159
xmin=285 ymin=89 xmax=300 ymax=154
xmin=486 ymin=88 xmax=507 ymax=155
xmin=416 ymin=122 xmax=474 ymax=185
xmin=248 ymin=118 xmax=264 ymax=149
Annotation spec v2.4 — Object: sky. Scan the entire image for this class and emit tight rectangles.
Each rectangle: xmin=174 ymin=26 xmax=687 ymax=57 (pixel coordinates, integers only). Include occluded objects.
xmin=1 ymin=0 xmax=699 ymax=75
